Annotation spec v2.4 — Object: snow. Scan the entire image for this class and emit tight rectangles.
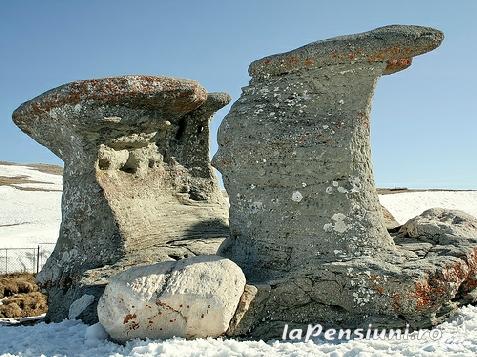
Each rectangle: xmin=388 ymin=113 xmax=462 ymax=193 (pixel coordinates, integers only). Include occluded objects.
xmin=0 ymin=164 xmax=62 ymax=249
xmin=0 ymin=164 xmax=62 ymax=191
xmin=0 ymin=164 xmax=62 ymax=273
xmin=379 ymin=190 xmax=477 ymax=224
xmin=1 ymin=305 xmax=477 ymax=356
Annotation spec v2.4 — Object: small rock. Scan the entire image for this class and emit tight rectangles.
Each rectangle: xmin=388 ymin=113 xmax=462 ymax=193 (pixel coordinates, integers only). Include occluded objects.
xmin=227 ymin=284 xmax=258 ymax=336
xmin=68 ymin=294 xmax=95 ymax=319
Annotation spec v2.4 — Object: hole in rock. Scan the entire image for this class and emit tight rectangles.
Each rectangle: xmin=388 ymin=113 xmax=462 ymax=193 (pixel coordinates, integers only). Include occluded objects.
xmin=98 ymin=158 xmax=110 ymax=170
xmin=120 ymin=154 xmax=139 ymax=174
xmin=175 ymin=117 xmax=187 ymax=140
xmin=168 ymin=254 xmax=183 ymax=261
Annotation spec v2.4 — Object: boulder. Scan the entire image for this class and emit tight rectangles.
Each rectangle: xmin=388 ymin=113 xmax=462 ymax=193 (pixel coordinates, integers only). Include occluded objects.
xmin=400 ymin=208 xmax=477 ymax=239
xmin=12 ymin=76 xmax=230 ymax=323
xmin=97 ymin=255 xmax=245 ymax=342
xmin=213 ymin=25 xmax=477 ymax=338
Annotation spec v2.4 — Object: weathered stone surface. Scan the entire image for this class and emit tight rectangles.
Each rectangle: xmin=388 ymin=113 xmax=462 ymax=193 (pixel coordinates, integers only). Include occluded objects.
xmin=400 ymin=208 xmax=477 ymax=239
xmin=249 ymin=25 xmax=443 ymax=77
xmin=68 ymin=294 xmax=95 ymax=319
xmin=97 ymin=255 xmax=245 ymax=342
xmin=13 ymin=76 xmax=230 ymax=323
xmin=226 ymin=284 xmax=258 ymax=336
xmin=213 ymin=25 xmax=477 ymax=338
xmin=382 ymin=205 xmax=400 ymax=231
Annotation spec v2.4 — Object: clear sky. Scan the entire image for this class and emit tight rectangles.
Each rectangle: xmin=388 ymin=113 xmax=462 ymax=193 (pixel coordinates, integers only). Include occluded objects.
xmin=1 ymin=0 xmax=476 ymax=189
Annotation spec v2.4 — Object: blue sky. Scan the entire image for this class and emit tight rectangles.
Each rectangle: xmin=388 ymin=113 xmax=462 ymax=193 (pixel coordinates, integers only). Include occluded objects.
xmin=1 ymin=0 xmax=476 ymax=189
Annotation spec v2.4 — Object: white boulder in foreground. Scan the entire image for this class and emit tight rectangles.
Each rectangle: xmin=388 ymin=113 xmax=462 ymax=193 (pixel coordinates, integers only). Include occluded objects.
xmin=97 ymin=255 xmax=246 ymax=342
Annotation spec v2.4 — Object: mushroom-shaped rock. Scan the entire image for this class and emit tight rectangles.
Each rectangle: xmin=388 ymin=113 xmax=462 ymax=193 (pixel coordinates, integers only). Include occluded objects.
xmin=97 ymin=255 xmax=246 ymax=342
xmin=13 ymin=76 xmax=230 ymax=323
xmin=213 ymin=26 xmax=477 ymax=338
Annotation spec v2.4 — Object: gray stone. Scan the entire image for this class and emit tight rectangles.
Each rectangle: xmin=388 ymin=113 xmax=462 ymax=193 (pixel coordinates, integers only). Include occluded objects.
xmin=214 ymin=25 xmax=477 ymax=338
xmin=400 ymin=208 xmax=477 ymax=240
xmin=13 ymin=76 xmax=230 ymax=324
xmin=382 ymin=205 xmax=401 ymax=231
xmin=68 ymin=294 xmax=95 ymax=319
xmin=97 ymin=255 xmax=245 ymax=342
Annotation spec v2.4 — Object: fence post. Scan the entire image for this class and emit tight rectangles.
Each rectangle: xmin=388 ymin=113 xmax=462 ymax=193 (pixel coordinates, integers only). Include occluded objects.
xmin=37 ymin=245 xmax=40 ymax=274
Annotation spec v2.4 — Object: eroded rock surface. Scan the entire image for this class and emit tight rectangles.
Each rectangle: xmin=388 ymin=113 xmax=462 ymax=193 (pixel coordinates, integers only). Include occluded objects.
xmin=13 ymin=76 xmax=230 ymax=323
xmin=214 ymin=25 xmax=477 ymax=338
xmin=400 ymin=208 xmax=477 ymax=239
xmin=97 ymin=255 xmax=245 ymax=342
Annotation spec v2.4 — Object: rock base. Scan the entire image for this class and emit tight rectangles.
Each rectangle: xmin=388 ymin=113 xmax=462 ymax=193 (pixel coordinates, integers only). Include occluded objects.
xmin=229 ymin=209 xmax=477 ymax=339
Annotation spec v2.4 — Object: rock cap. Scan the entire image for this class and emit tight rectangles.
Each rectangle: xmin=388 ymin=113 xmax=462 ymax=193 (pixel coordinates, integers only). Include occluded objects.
xmin=13 ymin=75 xmax=208 ymax=126
xmin=249 ymin=25 xmax=444 ymax=77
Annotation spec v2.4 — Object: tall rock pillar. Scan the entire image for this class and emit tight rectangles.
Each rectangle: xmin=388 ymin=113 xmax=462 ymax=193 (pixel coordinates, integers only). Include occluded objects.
xmin=214 ymin=26 xmax=477 ymax=338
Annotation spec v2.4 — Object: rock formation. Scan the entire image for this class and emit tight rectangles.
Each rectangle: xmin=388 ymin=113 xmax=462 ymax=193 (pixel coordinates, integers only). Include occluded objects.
xmin=12 ymin=76 xmax=230 ymax=323
xmin=98 ymin=255 xmax=245 ymax=342
xmin=213 ymin=25 xmax=477 ymax=338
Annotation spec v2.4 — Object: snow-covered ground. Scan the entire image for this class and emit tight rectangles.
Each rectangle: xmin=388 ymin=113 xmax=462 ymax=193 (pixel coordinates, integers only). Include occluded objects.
xmin=1 ymin=162 xmax=477 ymax=356
xmin=0 ymin=163 xmax=62 ymax=248
xmin=379 ymin=190 xmax=477 ymax=225
xmin=0 ymin=163 xmax=61 ymax=273
xmin=1 ymin=305 xmax=477 ymax=356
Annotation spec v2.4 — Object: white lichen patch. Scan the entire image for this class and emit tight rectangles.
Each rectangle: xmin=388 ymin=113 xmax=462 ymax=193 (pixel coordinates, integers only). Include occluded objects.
xmin=324 ymin=213 xmax=349 ymax=233
xmin=349 ymin=176 xmax=362 ymax=193
xmin=291 ymin=191 xmax=303 ymax=202
xmin=337 ymin=186 xmax=348 ymax=194
xmin=323 ymin=223 xmax=333 ymax=232
xmin=351 ymin=274 xmax=375 ymax=307
xmin=332 ymin=213 xmax=348 ymax=233
xmin=250 ymin=201 xmax=263 ymax=213
xmin=339 ymin=69 xmax=354 ymax=75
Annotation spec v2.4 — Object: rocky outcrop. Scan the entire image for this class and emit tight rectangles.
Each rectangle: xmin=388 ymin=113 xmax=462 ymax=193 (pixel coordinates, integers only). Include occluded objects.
xmin=214 ymin=25 xmax=477 ymax=338
xmin=400 ymin=208 xmax=477 ymax=239
xmin=97 ymin=255 xmax=245 ymax=342
xmin=12 ymin=76 xmax=230 ymax=323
